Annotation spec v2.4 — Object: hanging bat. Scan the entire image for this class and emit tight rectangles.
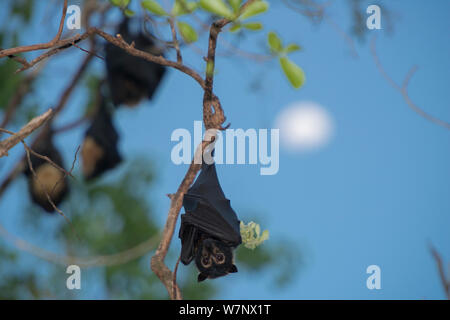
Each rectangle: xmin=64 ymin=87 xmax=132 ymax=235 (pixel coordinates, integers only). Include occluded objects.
xmin=179 ymin=157 xmax=242 ymax=282
xmin=105 ymin=18 xmax=166 ymax=107
xmin=81 ymin=99 xmax=122 ymax=180
xmin=24 ymin=127 xmax=69 ymax=213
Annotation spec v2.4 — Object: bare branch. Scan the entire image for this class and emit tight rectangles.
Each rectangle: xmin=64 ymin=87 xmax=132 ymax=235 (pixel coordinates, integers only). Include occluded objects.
xmin=0 ymin=0 xmax=68 ymax=58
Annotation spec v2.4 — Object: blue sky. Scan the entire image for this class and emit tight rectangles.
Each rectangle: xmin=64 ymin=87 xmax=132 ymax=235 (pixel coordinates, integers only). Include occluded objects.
xmin=0 ymin=0 xmax=449 ymax=299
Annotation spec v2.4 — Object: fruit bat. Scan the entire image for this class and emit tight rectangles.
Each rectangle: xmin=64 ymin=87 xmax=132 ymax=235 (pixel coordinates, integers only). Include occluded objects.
xmin=105 ymin=19 xmax=166 ymax=107
xmin=81 ymin=100 xmax=122 ymax=180
xmin=24 ymin=127 xmax=69 ymax=213
xmin=179 ymin=156 xmax=242 ymax=282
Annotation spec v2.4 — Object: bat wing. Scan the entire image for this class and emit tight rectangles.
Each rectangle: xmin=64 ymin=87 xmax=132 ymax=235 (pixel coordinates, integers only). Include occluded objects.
xmin=179 ymin=217 xmax=198 ymax=265
xmin=182 ymin=196 xmax=241 ymax=244
xmin=180 ymin=159 xmax=241 ymax=243
xmin=187 ymin=159 xmax=226 ymax=200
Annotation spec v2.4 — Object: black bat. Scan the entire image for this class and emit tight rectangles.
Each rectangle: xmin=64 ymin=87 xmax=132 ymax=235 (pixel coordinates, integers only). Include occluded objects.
xmin=105 ymin=18 xmax=166 ymax=107
xmin=24 ymin=127 xmax=69 ymax=213
xmin=81 ymin=98 xmax=122 ymax=180
xmin=179 ymin=158 xmax=242 ymax=282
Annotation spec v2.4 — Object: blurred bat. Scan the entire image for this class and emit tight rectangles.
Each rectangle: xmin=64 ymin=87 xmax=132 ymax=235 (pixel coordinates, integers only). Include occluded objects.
xmin=24 ymin=127 xmax=69 ymax=213
xmin=81 ymin=98 xmax=122 ymax=180
xmin=105 ymin=18 xmax=166 ymax=107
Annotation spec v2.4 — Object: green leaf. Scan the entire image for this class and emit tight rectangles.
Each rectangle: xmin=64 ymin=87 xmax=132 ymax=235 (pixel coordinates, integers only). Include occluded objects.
xmin=240 ymin=221 xmax=269 ymax=250
xmin=206 ymin=60 xmax=215 ymax=77
xmin=177 ymin=21 xmax=198 ymax=43
xmin=124 ymin=9 xmax=135 ymax=17
xmin=199 ymin=0 xmax=234 ymax=19
xmin=229 ymin=23 xmax=242 ymax=33
xmin=110 ymin=0 xmax=130 ymax=7
xmin=141 ymin=0 xmax=167 ymax=16
xmin=284 ymin=43 xmax=301 ymax=54
xmin=267 ymin=31 xmax=282 ymax=53
xmin=228 ymin=0 xmax=241 ymax=13
xmin=279 ymin=57 xmax=306 ymax=89
xmin=242 ymin=22 xmax=262 ymax=31
xmin=172 ymin=0 xmax=198 ymax=16
xmin=240 ymin=0 xmax=269 ymax=20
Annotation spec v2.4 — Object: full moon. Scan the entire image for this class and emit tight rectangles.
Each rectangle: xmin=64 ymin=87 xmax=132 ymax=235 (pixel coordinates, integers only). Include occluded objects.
xmin=275 ymin=101 xmax=334 ymax=151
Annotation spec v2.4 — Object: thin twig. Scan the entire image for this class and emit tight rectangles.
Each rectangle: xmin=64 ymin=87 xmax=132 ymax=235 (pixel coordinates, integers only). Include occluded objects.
xmin=71 ymin=42 xmax=105 ymax=60
xmin=0 ymin=126 xmax=75 ymax=179
xmin=370 ymin=35 xmax=450 ymax=130
xmin=429 ymin=243 xmax=450 ymax=300
xmin=0 ymin=0 xmax=68 ymax=58
xmin=0 ymin=223 xmax=160 ymax=268
xmin=168 ymin=17 xmax=182 ymax=63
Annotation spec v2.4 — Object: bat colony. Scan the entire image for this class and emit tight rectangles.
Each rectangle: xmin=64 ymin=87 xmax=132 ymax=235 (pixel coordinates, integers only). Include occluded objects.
xmin=23 ymin=18 xmax=242 ymax=281
xmin=25 ymin=18 xmax=165 ymax=212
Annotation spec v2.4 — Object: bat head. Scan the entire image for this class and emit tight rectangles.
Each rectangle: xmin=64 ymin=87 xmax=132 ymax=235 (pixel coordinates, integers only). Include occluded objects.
xmin=195 ymin=238 xmax=238 ymax=282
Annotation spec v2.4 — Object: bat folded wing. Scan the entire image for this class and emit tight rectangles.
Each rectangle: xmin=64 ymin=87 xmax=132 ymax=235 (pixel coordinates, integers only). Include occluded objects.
xmin=182 ymin=196 xmax=242 ymax=245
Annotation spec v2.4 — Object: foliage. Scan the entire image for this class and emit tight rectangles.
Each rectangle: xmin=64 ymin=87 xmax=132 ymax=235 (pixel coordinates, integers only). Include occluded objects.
xmin=240 ymin=221 xmax=269 ymax=249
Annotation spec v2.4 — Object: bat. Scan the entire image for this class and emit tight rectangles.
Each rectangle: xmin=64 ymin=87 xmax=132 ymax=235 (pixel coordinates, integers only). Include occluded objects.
xmin=24 ymin=127 xmax=69 ymax=213
xmin=81 ymin=98 xmax=122 ymax=180
xmin=179 ymin=156 xmax=242 ymax=282
xmin=105 ymin=18 xmax=166 ymax=107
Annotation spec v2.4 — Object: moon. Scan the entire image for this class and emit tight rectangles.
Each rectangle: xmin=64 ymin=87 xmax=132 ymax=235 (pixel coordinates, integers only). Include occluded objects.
xmin=275 ymin=101 xmax=334 ymax=151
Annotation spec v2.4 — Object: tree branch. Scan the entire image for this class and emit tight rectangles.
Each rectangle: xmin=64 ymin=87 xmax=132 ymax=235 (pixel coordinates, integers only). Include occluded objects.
xmin=0 ymin=0 xmax=258 ymax=300
xmin=0 ymin=53 xmax=94 ymax=199
xmin=0 ymin=109 xmax=53 ymax=158
xmin=370 ymin=35 xmax=450 ymax=130
xmin=430 ymin=243 xmax=450 ymax=300
xmin=0 ymin=0 xmax=68 ymax=58
xmin=149 ymin=1 xmax=259 ymax=299
xmin=0 ymin=223 xmax=160 ymax=269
